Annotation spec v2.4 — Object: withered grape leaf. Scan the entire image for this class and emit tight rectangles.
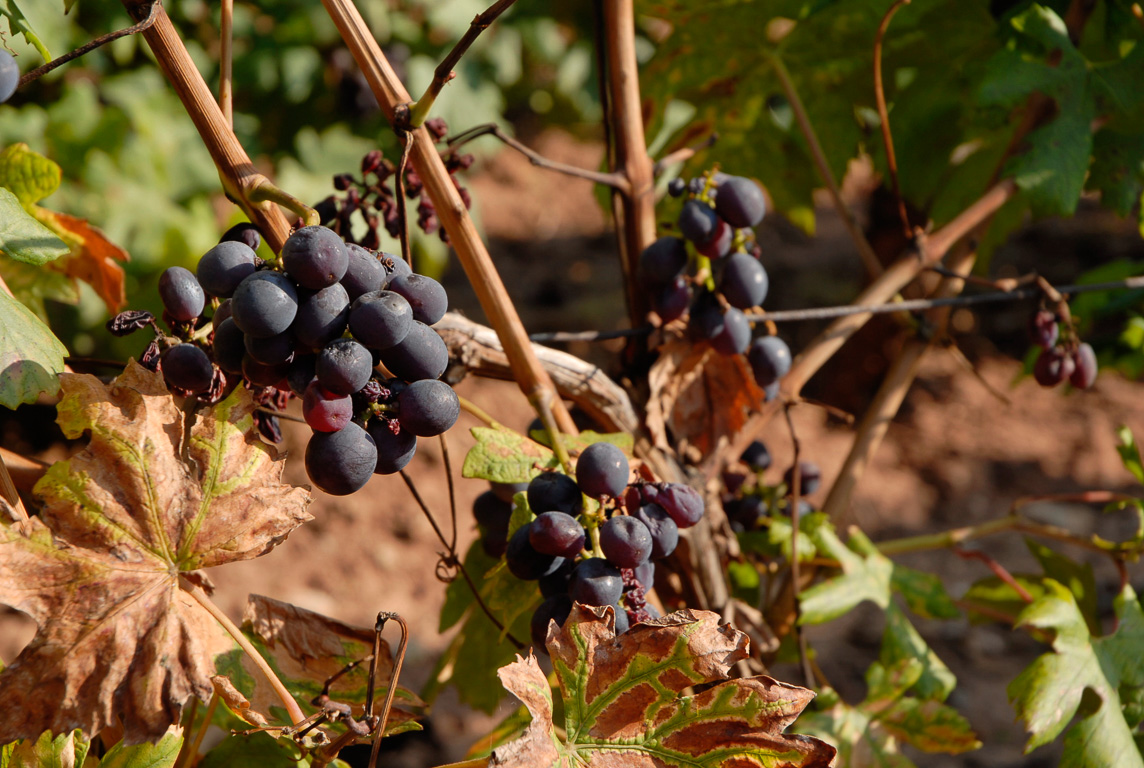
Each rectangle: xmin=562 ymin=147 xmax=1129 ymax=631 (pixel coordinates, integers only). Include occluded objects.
xmin=491 ymin=604 xmax=835 ymax=767
xmin=0 ymin=363 xmax=312 ymax=744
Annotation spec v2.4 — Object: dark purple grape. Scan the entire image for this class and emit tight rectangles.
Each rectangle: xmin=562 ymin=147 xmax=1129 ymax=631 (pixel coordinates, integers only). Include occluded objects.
xmin=491 ymin=480 xmax=529 ymax=504
xmin=241 ymin=355 xmax=291 ymax=389
xmin=387 ymin=273 xmax=448 ymax=325
xmin=667 ymin=178 xmax=687 ymax=198
xmin=379 ymin=321 xmax=449 ymax=382
xmin=784 ymin=461 xmax=822 ymax=495
xmin=0 ymin=51 xmax=18 ymax=103
xmin=600 ymin=515 xmax=653 ymax=568
xmin=397 ymin=379 xmax=459 ymax=436
xmin=245 ymin=328 xmax=295 ymax=365
xmin=341 ymin=244 xmax=387 ymax=300
xmin=527 ymin=472 xmax=583 ymax=516
xmin=688 ymin=177 xmax=707 ymax=196
xmin=1070 ymin=343 xmax=1097 ymax=389
xmin=1034 ymin=347 xmax=1075 ymax=387
xmin=632 ymin=560 xmax=655 ymax=591
xmin=710 ymin=307 xmax=751 ymax=356
xmin=697 ymin=219 xmax=733 ymax=259
xmin=367 ymin=418 xmax=418 ymax=474
xmin=231 ymin=271 xmax=299 ymax=338
xmin=640 ymin=237 xmax=688 ymax=284
xmin=725 ymin=497 xmax=764 ymax=529
xmin=197 ymin=242 xmax=258 ymax=298
xmin=349 ymin=290 xmax=413 ymax=351
xmin=482 ymin=528 xmax=508 ymax=558
xmin=763 ymin=381 xmax=780 ymax=402
xmin=569 ymin=558 xmax=623 ymax=607
xmin=632 ymin=503 xmax=678 ymax=559
xmin=381 ymin=252 xmax=413 ymax=282
xmin=287 ymin=353 xmax=317 ymax=396
xmin=220 ymin=222 xmax=262 ymax=251
xmin=715 ymin=176 xmax=766 ymax=228
xmin=160 ymin=343 xmax=213 ymax=392
xmin=645 ymin=603 xmax=661 ymax=620
xmin=317 ymin=339 xmax=373 ymax=396
xmin=282 ymin=225 xmax=348 ymax=289
xmin=539 ymin=559 xmax=575 ymax=598
xmin=294 ymin=283 xmax=351 ymax=350
xmin=472 ymin=490 xmax=513 ymax=531
xmin=741 ymin=440 xmax=771 ymax=471
xmin=529 ymin=511 xmax=586 ymax=558
xmin=530 ymin=594 xmax=572 ymax=650
xmin=212 ymin=299 xmax=233 ymax=330
xmin=718 ymin=252 xmax=768 ymax=309
xmin=158 ymin=267 xmax=205 ymax=321
xmin=679 ymin=200 xmax=718 ymax=245
xmin=1028 ymin=310 xmax=1059 ymax=350
xmin=212 ymin=317 xmax=246 ymax=375
xmin=506 ymin=523 xmax=564 ymax=580
xmin=655 ymin=276 xmax=692 ymax=322
xmin=649 ymin=483 xmax=704 ymax=528
xmin=748 ymin=336 xmax=792 ymax=387
xmin=576 ymin=442 xmax=630 ymax=499
xmin=612 ymin=605 xmax=630 ymax=634
xmin=305 ymin=422 xmax=377 ymax=495
xmin=303 ymin=381 xmax=353 ymax=432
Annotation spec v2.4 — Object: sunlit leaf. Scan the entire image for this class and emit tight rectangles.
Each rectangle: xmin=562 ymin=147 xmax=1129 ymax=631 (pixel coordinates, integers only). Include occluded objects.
xmin=0 ymin=189 xmax=68 ymax=266
xmin=0 ymin=287 xmax=67 ymax=409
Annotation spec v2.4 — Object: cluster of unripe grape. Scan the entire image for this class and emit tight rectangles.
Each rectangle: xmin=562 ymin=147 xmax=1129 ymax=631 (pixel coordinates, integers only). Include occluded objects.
xmin=1028 ymin=309 xmax=1097 ymax=389
xmin=722 ymin=440 xmax=821 ymax=531
xmin=470 ymin=442 xmax=706 ymax=648
xmin=641 ymin=172 xmax=792 ymax=398
xmin=121 ymin=222 xmax=459 ymax=496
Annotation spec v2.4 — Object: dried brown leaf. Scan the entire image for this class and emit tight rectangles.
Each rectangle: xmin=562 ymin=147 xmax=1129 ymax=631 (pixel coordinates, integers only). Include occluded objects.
xmin=211 ymin=675 xmax=268 ymax=727
xmin=0 ymin=363 xmax=312 ymax=743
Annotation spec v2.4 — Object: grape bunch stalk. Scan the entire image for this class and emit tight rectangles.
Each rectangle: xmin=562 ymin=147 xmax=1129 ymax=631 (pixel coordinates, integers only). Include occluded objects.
xmin=108 ymin=221 xmax=460 ymax=496
xmin=645 ymin=171 xmax=792 ymax=398
xmin=469 ymin=442 xmax=708 ymax=648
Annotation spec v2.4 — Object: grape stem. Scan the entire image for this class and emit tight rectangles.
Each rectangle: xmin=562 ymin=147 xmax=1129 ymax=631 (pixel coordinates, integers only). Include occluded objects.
xmin=456 ymin=395 xmax=508 ymax=430
xmin=246 ymin=177 xmax=320 ymax=228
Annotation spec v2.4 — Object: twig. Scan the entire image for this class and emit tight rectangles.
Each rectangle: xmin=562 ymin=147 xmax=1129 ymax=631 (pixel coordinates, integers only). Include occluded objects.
xmin=179 ymin=690 xmax=217 ymax=768
xmin=954 ymin=546 xmax=1034 ymax=602
xmin=405 ymin=0 xmax=519 ymax=129
xmin=0 ymin=446 xmax=48 ymax=495
xmin=0 ymin=448 xmax=30 ymax=524
xmin=781 ymin=403 xmax=813 ymax=687
xmin=367 ymin=613 xmax=409 ymax=768
xmin=652 ymin=133 xmax=719 ymax=177
xmin=528 ymin=326 xmax=651 ymax=343
xmin=18 ymin=1 xmax=161 ymax=87
xmin=179 ymin=576 xmax=306 ymax=725
xmin=445 ymin=124 xmax=628 ymax=190
xmin=873 ymin=0 xmax=913 ymax=239
xmin=256 ymin=407 xmax=307 ymax=425
xmin=765 ymin=51 xmax=884 ymax=280
xmin=220 ymin=0 xmax=234 ymax=127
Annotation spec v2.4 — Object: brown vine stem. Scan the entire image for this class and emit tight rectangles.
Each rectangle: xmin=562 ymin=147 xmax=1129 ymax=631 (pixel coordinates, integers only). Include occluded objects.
xmin=318 ymin=0 xmax=576 ymax=436
xmin=367 ymin=613 xmax=409 ymax=768
xmin=178 ymin=576 xmax=306 ymax=725
xmin=766 ymin=51 xmax=884 ymax=280
xmin=873 ymin=0 xmax=913 ymax=239
xmin=120 ymin=0 xmax=293 ymax=250
xmin=220 ymin=0 xmax=234 ymax=127
xmin=406 ymin=0 xmax=519 ymax=128
xmin=0 ymin=449 xmax=29 ymax=524
xmin=780 ymin=402 xmax=813 ymax=687
xmin=179 ymin=690 xmax=217 ymax=768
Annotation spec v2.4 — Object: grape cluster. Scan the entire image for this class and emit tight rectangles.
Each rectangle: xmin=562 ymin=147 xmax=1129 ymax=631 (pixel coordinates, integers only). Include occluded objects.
xmin=646 ymin=172 xmax=791 ymax=399
xmin=722 ymin=439 xmax=818 ymax=531
xmin=470 ymin=442 xmax=707 ymax=648
xmin=1027 ymin=309 xmax=1097 ymax=389
xmin=110 ymin=222 xmax=459 ymax=497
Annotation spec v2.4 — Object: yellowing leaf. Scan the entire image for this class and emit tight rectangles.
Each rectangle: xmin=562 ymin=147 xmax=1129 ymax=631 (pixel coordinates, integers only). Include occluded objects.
xmin=0 ymin=364 xmax=312 ymax=743
xmin=0 ymin=144 xmax=61 ymax=207
xmin=462 ymin=427 xmax=559 ymax=483
xmin=492 ymin=605 xmax=835 ymax=767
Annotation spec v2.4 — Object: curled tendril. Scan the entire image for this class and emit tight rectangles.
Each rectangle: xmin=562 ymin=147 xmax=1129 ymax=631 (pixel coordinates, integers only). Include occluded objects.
xmin=435 ymin=554 xmax=460 ymax=583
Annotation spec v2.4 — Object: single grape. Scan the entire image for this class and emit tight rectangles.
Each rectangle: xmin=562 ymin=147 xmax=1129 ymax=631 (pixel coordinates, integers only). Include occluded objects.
xmin=714 ymin=176 xmax=766 ymax=228
xmin=1033 ymin=347 xmax=1075 ymax=387
xmin=212 ymin=317 xmax=246 ymax=375
xmin=539 ymin=559 xmax=575 ymax=598
xmin=640 ymin=237 xmax=688 ymax=284
xmin=304 ymin=422 xmax=377 ymax=495
xmin=348 ymin=290 xmax=413 ymax=351
xmin=381 ymin=252 xmax=413 ymax=282
xmin=741 ymin=440 xmax=772 ymax=471
xmin=0 ymin=50 xmax=19 ymax=103
xmin=710 ymin=307 xmax=751 ymax=356
xmin=645 ymin=603 xmax=662 ymax=620
xmin=367 ymin=418 xmax=418 ymax=474
xmin=678 ymin=199 xmax=718 ymax=245
xmin=231 ymin=271 xmax=299 ymax=338
xmin=303 ymin=381 xmax=353 ymax=432
xmin=158 ymin=267 xmax=206 ymax=322
xmin=294 ymin=283 xmax=351 ymax=350
xmin=245 ymin=328 xmax=295 ymax=365
xmin=379 ymin=321 xmax=449 ymax=382
xmin=472 ymin=490 xmax=513 ymax=532
xmin=530 ymin=594 xmax=572 ymax=650
xmin=241 ymin=355 xmax=291 ymax=389
xmin=1028 ymin=309 xmax=1059 ymax=350
xmin=287 ymin=353 xmax=317 ymax=396
xmin=282 ymin=225 xmax=348 ymax=289
xmin=316 ymin=338 xmax=373 ymax=396
xmin=212 ymin=299 xmax=233 ymax=330
xmin=688 ymin=177 xmax=707 ymax=196
xmin=600 ymin=515 xmax=653 ymax=568
xmin=341 ymin=243 xmax=387 ymax=300
xmin=632 ymin=503 xmax=678 ymax=559
xmin=220 ymin=222 xmax=262 ymax=252
xmin=632 ymin=560 xmax=655 ymax=591
xmin=667 ymin=178 xmax=687 ymax=198
xmin=725 ymin=496 xmax=767 ymax=529
xmin=784 ymin=461 xmax=822 ymax=495
xmin=529 ymin=511 xmax=586 ymax=558
xmin=527 ymin=472 xmax=583 ymax=516
xmin=160 ymin=344 xmax=213 ymax=393
xmin=569 ymin=558 xmax=623 ymax=607
xmin=1070 ymin=343 xmax=1097 ymax=389
xmin=576 ymin=442 xmax=630 ymax=499
xmin=491 ymin=480 xmax=529 ymax=504
xmin=697 ymin=220 xmax=733 ymax=259
xmin=748 ymin=335 xmax=792 ymax=388
xmin=196 ymin=241 xmax=258 ymax=298
xmin=718 ymin=252 xmax=769 ymax=309
xmin=397 ymin=379 xmax=460 ymax=436
xmin=506 ymin=523 xmax=564 ymax=580
xmin=387 ymin=273 xmax=448 ymax=325
xmin=482 ymin=528 xmax=508 ymax=558
xmin=655 ymin=276 xmax=692 ymax=322
xmin=611 ymin=604 xmax=630 ymax=634
xmin=647 ymin=482 xmax=704 ymax=528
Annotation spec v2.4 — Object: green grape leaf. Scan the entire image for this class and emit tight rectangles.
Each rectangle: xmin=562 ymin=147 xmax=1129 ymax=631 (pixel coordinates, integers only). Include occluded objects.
xmin=799 ymin=527 xmax=893 ymax=624
xmin=1008 ymin=581 xmax=1144 ymax=765
xmin=0 ymin=287 xmax=67 ymax=409
xmin=1088 ymin=129 xmax=1144 ymax=216
xmin=0 ymin=1 xmax=52 ymax=63
xmin=877 ymin=697 xmax=982 ymax=755
xmin=4 ymin=729 xmax=90 ymax=768
xmin=0 ymin=364 xmax=312 ymax=743
xmin=197 ymin=731 xmax=305 ymax=768
xmin=1026 ymin=539 xmax=1100 ymax=634
xmin=0 ymin=189 xmax=68 ymax=266
xmin=880 ymin=603 xmax=956 ymax=702
xmin=492 ymin=605 xmax=836 ymax=767
xmin=463 ymin=427 xmax=559 ymax=483
xmin=0 ymin=255 xmax=79 ymax=318
xmin=1117 ymin=425 xmax=1144 ymax=485
xmin=0 ymin=144 xmax=62 ymax=207
xmin=96 ymin=729 xmax=182 ymax=768
xmin=889 ymin=564 xmax=960 ymax=620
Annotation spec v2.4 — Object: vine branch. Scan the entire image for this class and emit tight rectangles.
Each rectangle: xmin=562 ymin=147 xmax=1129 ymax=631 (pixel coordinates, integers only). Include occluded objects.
xmin=873 ymin=0 xmax=913 ymax=239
